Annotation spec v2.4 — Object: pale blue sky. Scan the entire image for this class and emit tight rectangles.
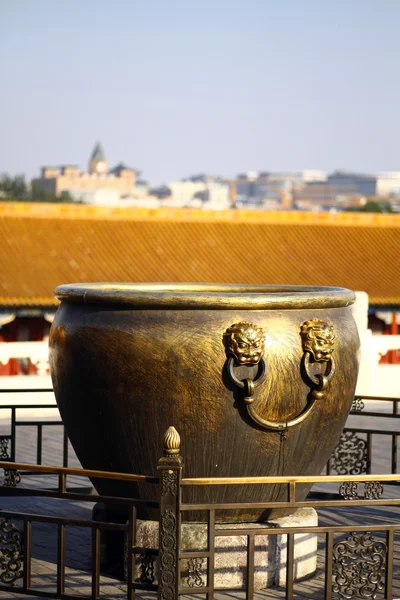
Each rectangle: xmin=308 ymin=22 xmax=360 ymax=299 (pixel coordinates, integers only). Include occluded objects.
xmin=1 ymin=0 xmax=399 ymax=185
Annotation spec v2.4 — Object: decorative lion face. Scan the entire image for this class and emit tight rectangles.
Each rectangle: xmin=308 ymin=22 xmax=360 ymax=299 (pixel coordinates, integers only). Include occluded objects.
xmin=224 ymin=321 xmax=265 ymax=365
xmin=301 ymin=318 xmax=335 ymax=362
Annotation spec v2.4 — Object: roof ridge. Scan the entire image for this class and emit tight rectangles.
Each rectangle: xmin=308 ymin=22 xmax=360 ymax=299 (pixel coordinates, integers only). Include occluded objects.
xmin=0 ymin=202 xmax=398 ymax=227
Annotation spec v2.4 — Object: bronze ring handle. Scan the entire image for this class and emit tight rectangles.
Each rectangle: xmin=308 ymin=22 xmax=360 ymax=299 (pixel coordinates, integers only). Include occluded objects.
xmin=246 ymin=352 xmax=335 ymax=431
xmin=304 ymin=352 xmax=336 ymax=388
xmin=227 ymin=356 xmax=267 ymax=404
xmin=224 ymin=318 xmax=336 ymax=433
xmin=248 ymin=400 xmax=315 ymax=430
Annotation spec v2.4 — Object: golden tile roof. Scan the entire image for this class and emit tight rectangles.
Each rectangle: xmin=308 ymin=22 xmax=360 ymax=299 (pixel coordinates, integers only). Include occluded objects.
xmin=0 ymin=202 xmax=398 ymax=307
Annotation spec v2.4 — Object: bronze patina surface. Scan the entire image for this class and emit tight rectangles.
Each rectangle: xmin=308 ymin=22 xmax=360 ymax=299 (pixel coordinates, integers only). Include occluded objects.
xmin=49 ymin=283 xmax=360 ymax=521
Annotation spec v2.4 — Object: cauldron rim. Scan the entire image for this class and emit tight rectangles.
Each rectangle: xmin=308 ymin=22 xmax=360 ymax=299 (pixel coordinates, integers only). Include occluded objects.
xmin=54 ymin=282 xmax=355 ymax=310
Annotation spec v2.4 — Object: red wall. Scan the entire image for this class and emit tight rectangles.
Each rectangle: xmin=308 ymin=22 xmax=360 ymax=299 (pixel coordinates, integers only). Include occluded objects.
xmin=0 ymin=317 xmax=51 ymax=375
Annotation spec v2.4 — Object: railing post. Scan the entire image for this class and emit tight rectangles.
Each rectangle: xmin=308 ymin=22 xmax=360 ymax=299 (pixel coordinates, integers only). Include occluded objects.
xmin=157 ymin=426 xmax=182 ymax=600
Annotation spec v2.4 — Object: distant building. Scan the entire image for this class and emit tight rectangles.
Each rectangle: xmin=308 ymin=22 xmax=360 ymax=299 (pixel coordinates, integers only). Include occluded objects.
xmin=162 ymin=179 xmax=230 ymax=209
xmin=376 ymin=172 xmax=400 ymax=197
xmin=133 ymin=179 xmax=150 ymax=198
xmin=68 ymin=189 xmax=121 ymax=206
xmin=236 ymin=178 xmax=268 ymax=207
xmin=185 ymin=174 xmax=224 ymax=184
xmin=31 ymin=143 xmax=138 ymax=203
xmin=293 ymin=171 xmax=400 ymax=210
xmin=193 ymin=183 xmax=230 ymax=210
xmin=293 ymin=181 xmax=365 ymax=209
xmin=300 ymin=170 xmax=328 ymax=183
xmin=326 ymin=171 xmax=377 ymax=197
xmin=166 ymin=181 xmax=206 ymax=206
xmin=326 ymin=171 xmax=400 ymax=199
xmin=149 ymin=185 xmax=172 ymax=200
xmin=234 ymin=171 xmax=327 ymax=208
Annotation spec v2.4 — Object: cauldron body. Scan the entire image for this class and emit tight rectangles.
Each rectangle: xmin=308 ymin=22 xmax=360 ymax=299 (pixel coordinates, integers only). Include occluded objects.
xmin=49 ymin=283 xmax=360 ymax=521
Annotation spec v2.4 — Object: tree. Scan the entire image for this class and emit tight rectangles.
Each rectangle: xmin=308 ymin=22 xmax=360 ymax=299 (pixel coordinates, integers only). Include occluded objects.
xmin=0 ymin=172 xmax=83 ymax=203
xmin=0 ymin=173 xmax=28 ymax=200
xmin=362 ymin=200 xmax=393 ymax=213
xmin=30 ymin=183 xmax=74 ymax=203
xmin=345 ymin=199 xmax=393 ymax=213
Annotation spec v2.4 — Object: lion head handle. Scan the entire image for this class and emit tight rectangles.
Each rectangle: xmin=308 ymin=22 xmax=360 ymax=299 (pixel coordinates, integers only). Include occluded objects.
xmin=301 ymin=318 xmax=335 ymax=362
xmin=224 ymin=321 xmax=265 ymax=366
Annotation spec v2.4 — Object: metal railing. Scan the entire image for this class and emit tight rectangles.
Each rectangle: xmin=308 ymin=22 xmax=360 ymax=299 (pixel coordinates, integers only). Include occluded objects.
xmin=0 ymin=459 xmax=159 ymax=599
xmin=3 ymin=439 xmax=400 ymax=600
xmin=350 ymin=394 xmax=400 ymax=417
xmin=326 ymin=395 xmax=400 ymax=478
xmin=2 ymin=392 xmax=400 ymax=480
xmin=177 ymin=471 xmax=399 ymax=600
xmin=1 ymin=392 xmax=400 ymax=598
xmin=0 ymin=387 xmax=69 ymax=476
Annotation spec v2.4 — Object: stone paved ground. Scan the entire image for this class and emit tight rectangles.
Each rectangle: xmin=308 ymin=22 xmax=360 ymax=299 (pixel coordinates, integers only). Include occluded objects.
xmin=1 ymin=401 xmax=400 ymax=599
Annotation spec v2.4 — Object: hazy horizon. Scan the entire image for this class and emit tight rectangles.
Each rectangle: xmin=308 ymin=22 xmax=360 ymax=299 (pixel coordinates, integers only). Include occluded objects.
xmin=1 ymin=0 xmax=399 ymax=186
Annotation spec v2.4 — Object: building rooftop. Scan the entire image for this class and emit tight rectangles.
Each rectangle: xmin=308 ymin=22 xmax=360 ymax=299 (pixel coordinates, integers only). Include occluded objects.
xmin=0 ymin=202 xmax=398 ymax=308
xmin=328 ymin=170 xmax=376 ymax=180
xmin=90 ymin=142 xmax=106 ymax=162
xmin=109 ymin=162 xmax=138 ymax=175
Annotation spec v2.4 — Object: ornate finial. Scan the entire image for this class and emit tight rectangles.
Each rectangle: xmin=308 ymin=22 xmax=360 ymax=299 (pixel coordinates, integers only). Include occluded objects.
xmin=163 ymin=426 xmax=180 ymax=455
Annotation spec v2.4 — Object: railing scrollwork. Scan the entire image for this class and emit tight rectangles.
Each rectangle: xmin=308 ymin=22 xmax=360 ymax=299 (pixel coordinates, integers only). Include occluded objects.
xmin=0 ymin=439 xmax=9 ymax=461
xmin=0 ymin=519 xmax=23 ymax=585
xmin=330 ymin=432 xmax=368 ymax=476
xmin=3 ymin=469 xmax=22 ymax=488
xmin=332 ymin=531 xmax=387 ymax=599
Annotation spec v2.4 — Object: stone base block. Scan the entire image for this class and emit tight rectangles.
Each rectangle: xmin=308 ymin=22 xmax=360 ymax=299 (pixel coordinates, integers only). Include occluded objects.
xmin=269 ymin=508 xmax=318 ymax=586
xmin=133 ymin=508 xmax=317 ymax=590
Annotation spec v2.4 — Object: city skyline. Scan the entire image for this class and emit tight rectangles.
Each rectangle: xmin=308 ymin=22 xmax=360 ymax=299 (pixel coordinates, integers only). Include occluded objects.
xmin=7 ymin=141 xmax=397 ymax=213
xmin=17 ymin=144 xmax=400 ymax=186
xmin=5 ymin=139 xmax=400 ymax=188
xmin=1 ymin=1 xmax=400 ymax=185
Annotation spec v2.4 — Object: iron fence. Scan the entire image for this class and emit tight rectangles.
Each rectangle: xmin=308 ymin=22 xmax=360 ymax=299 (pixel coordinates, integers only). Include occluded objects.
xmin=326 ymin=395 xmax=400 ymax=478
xmin=1 ymin=392 xmax=399 ymax=480
xmin=0 ymin=387 xmax=65 ymax=467
xmin=350 ymin=395 xmax=400 ymax=418
xmin=0 ymin=459 xmax=159 ymax=599
xmin=0 ymin=391 xmax=400 ymax=599
xmin=2 ymin=435 xmax=400 ymax=599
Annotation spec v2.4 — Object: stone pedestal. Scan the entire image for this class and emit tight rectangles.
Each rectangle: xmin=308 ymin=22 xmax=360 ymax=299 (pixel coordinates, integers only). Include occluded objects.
xmin=133 ymin=508 xmax=317 ymax=589
xmin=269 ymin=508 xmax=318 ymax=586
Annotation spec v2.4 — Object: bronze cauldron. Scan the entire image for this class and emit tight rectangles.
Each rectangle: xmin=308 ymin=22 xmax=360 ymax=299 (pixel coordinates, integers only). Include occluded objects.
xmin=49 ymin=283 xmax=360 ymax=521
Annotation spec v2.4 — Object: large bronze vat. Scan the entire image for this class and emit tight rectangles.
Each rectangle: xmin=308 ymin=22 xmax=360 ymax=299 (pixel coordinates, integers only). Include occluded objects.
xmin=49 ymin=283 xmax=360 ymax=521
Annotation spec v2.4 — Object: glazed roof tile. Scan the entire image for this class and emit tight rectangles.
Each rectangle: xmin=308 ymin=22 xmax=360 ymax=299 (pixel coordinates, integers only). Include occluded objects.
xmin=0 ymin=203 xmax=398 ymax=307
